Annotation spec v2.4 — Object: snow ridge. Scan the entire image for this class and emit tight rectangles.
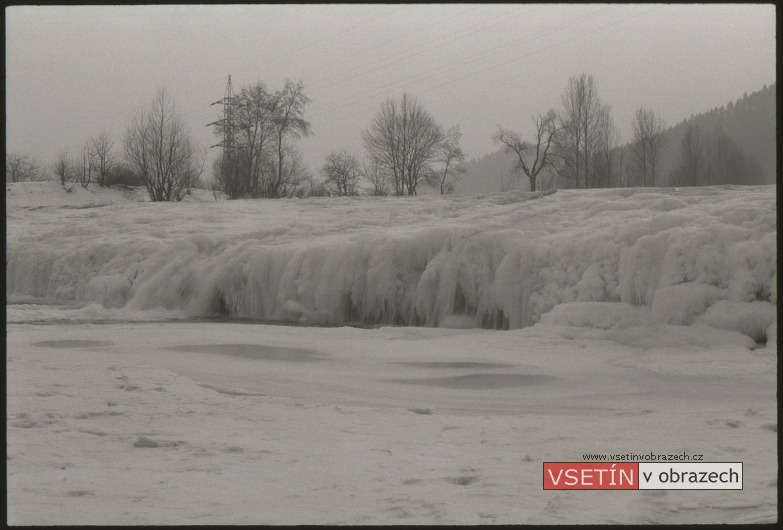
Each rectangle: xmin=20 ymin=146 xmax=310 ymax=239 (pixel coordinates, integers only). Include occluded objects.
xmin=6 ymin=184 xmax=776 ymax=340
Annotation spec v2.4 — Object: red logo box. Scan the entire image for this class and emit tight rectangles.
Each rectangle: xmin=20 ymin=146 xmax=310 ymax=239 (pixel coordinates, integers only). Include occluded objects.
xmin=543 ymin=462 xmax=639 ymax=490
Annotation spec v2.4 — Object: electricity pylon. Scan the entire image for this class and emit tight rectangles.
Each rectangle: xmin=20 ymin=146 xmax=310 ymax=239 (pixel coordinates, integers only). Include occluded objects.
xmin=207 ymin=75 xmax=244 ymax=198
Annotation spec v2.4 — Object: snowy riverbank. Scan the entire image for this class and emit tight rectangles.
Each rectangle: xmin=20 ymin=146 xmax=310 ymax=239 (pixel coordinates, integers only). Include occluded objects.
xmin=6 ymin=182 xmax=777 ymax=524
xmin=6 ymin=183 xmax=776 ymax=336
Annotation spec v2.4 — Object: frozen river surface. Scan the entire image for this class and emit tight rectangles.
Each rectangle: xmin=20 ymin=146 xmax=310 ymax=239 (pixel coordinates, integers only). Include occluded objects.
xmin=7 ymin=315 xmax=777 ymax=525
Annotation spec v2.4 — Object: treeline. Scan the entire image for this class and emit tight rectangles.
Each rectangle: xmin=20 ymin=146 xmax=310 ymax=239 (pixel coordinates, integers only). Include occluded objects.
xmin=661 ymin=84 xmax=774 ymax=185
xmin=491 ymin=73 xmax=670 ymax=192
xmin=214 ymin=84 xmax=467 ymax=198
xmin=462 ymin=78 xmax=772 ymax=192
xmin=6 ymin=79 xmax=468 ymax=201
xmin=6 ymin=87 xmax=201 ymax=201
xmin=667 ymin=124 xmax=765 ymax=186
xmin=211 ymin=80 xmax=312 ymax=199
xmin=490 ymin=74 xmax=770 ymax=192
xmin=6 ymin=140 xmax=141 ymax=189
xmin=6 ymin=76 xmax=772 ymax=200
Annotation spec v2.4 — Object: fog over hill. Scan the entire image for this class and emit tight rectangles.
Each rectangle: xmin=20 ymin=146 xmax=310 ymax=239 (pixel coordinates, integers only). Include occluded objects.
xmin=660 ymin=83 xmax=775 ymax=184
xmin=456 ymin=83 xmax=775 ymax=193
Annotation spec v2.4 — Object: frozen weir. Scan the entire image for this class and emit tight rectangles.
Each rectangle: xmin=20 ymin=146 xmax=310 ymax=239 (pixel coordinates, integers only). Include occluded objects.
xmin=6 ymin=186 xmax=777 ymax=340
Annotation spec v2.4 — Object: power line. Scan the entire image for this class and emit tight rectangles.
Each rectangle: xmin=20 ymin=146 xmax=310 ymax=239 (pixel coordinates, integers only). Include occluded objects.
xmin=420 ymin=6 xmax=663 ymax=98
xmin=143 ymin=5 xmax=550 ymax=138
xmin=303 ymin=4 xmax=485 ymax=81
xmin=180 ymin=6 xmax=536 ymax=124
xmin=310 ymin=5 xmax=623 ymax=122
xmin=176 ymin=4 xmax=413 ymax=101
xmin=317 ymin=5 xmax=661 ymax=129
xmin=304 ymin=5 xmax=538 ymax=95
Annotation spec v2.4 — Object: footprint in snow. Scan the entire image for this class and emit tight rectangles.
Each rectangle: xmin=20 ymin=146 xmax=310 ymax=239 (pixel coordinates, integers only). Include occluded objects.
xmin=10 ymin=417 xmax=39 ymax=429
xmin=74 ymin=411 xmax=122 ymax=419
xmin=133 ymin=436 xmax=178 ymax=448
xmin=65 ymin=490 xmax=95 ymax=497
xmin=134 ymin=436 xmax=159 ymax=448
xmin=446 ymin=475 xmax=478 ymax=486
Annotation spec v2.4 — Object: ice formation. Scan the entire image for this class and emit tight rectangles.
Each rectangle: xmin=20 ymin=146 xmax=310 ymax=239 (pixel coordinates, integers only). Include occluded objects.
xmin=6 ymin=183 xmax=777 ymax=341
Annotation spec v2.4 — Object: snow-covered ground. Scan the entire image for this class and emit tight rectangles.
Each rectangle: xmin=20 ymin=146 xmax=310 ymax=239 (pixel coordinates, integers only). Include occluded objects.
xmin=6 ymin=182 xmax=778 ymax=524
xmin=5 ymin=180 xmax=222 ymax=209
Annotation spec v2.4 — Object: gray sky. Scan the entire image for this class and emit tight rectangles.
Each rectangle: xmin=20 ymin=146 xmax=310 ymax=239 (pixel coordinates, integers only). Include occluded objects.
xmin=5 ymin=4 xmax=776 ymax=177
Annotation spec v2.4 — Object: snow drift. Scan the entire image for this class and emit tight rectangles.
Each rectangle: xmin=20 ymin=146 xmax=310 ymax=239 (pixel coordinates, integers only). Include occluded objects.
xmin=6 ymin=183 xmax=776 ymax=341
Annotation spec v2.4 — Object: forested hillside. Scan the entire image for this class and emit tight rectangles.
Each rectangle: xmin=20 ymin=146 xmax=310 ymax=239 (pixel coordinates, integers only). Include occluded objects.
xmin=458 ymin=83 xmax=775 ymax=193
xmin=660 ymin=83 xmax=775 ymax=185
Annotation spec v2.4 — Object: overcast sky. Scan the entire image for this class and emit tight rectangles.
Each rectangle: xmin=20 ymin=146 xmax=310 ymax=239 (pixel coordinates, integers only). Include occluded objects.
xmin=5 ymin=4 xmax=776 ymax=177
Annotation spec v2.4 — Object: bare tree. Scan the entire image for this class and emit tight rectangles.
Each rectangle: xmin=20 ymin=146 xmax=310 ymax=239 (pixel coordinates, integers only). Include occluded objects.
xmin=268 ymin=80 xmax=311 ymax=198
xmin=238 ymin=82 xmax=276 ymax=197
xmin=363 ymin=97 xmax=403 ymax=195
xmin=629 ymin=107 xmax=667 ymax=187
xmin=499 ymin=172 xmax=515 ymax=192
xmin=211 ymin=150 xmax=236 ymax=198
xmin=211 ymin=81 xmax=277 ymax=199
xmin=321 ymin=149 xmax=360 ymax=196
xmin=428 ymin=125 xmax=466 ymax=194
xmin=6 ymin=153 xmax=24 ymax=183
xmin=360 ymin=158 xmax=392 ymax=196
xmin=578 ymin=76 xmax=601 ymax=188
xmin=209 ymin=153 xmax=226 ymax=192
xmin=90 ymin=130 xmax=115 ymax=187
xmin=363 ymin=92 xmax=444 ymax=196
xmin=592 ymin=103 xmax=619 ymax=188
xmin=706 ymin=126 xmax=730 ymax=186
xmin=681 ymin=125 xmax=765 ymax=187
xmin=299 ymin=174 xmax=330 ymax=197
xmin=494 ymin=110 xmax=559 ymax=192
xmin=106 ymin=162 xmax=141 ymax=188
xmin=704 ymin=126 xmax=762 ymax=186
xmin=124 ymin=87 xmax=205 ymax=201
xmin=53 ymin=149 xmax=74 ymax=186
xmin=615 ymin=144 xmax=634 ymax=187
xmin=555 ymin=74 xmax=602 ymax=189
xmin=77 ymin=142 xmax=94 ymax=188
xmin=671 ymin=124 xmax=707 ymax=186
xmin=278 ymin=145 xmax=312 ymax=198
xmin=6 ymin=152 xmax=39 ymax=183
